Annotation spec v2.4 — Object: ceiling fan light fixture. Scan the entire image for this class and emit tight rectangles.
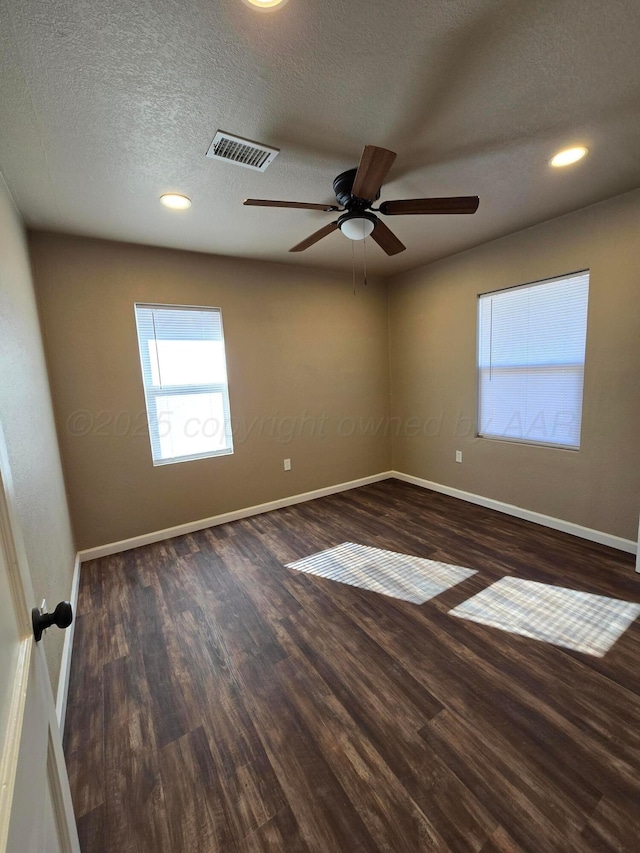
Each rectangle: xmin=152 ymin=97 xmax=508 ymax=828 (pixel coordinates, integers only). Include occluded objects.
xmin=339 ymin=215 xmax=376 ymax=241
xmin=160 ymin=193 xmax=192 ymax=210
xmin=550 ymin=146 xmax=588 ymax=168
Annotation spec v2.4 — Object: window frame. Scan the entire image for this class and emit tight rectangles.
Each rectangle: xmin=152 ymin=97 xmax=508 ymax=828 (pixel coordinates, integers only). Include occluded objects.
xmin=476 ymin=270 xmax=589 ymax=451
xmin=134 ymin=302 xmax=234 ymax=466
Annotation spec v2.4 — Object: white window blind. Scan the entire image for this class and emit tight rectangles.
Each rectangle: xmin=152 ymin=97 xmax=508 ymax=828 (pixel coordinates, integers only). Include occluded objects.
xmin=477 ymin=271 xmax=589 ymax=449
xmin=134 ymin=303 xmax=233 ymax=465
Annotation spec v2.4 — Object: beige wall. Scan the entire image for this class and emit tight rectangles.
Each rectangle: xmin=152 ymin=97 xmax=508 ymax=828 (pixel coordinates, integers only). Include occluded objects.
xmin=30 ymin=233 xmax=391 ymax=550
xmin=25 ymin=190 xmax=640 ymax=554
xmin=0 ymin=179 xmax=76 ymax=691
xmin=389 ymin=190 xmax=640 ymax=541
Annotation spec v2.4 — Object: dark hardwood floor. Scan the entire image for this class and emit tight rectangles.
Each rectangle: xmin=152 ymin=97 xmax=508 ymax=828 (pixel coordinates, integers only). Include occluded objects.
xmin=63 ymin=479 xmax=640 ymax=852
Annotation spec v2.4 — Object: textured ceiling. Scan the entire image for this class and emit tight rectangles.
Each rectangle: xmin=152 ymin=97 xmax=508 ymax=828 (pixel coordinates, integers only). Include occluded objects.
xmin=1 ymin=0 xmax=639 ymax=275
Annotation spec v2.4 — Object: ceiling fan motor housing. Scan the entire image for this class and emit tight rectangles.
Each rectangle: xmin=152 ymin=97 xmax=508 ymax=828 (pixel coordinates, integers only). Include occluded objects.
xmin=333 ymin=168 xmax=381 ymax=208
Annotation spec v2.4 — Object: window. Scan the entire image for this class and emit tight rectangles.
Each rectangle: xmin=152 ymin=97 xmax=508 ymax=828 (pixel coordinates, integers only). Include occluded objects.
xmin=477 ymin=271 xmax=589 ymax=449
xmin=134 ymin=303 xmax=233 ymax=465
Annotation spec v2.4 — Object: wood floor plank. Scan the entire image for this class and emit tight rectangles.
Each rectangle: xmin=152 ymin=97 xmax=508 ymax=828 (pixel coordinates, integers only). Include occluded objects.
xmin=64 ymin=479 xmax=640 ymax=852
xmin=158 ymin=727 xmax=238 ymax=852
xmin=243 ymin=806 xmax=310 ymax=853
xmin=479 ymin=825 xmax=526 ymax=852
xmin=274 ymin=619 xmax=492 ymax=851
xmin=420 ymin=709 xmax=592 ymax=853
xmin=102 ymin=654 xmax=172 ymax=852
xmin=171 ymin=606 xmax=289 ymax=838
xmin=579 ymin=793 xmax=640 ymax=852
xmin=235 ymin=650 xmax=385 ymax=853
xmin=75 ymin=805 xmax=105 ymax=853
xmin=270 ymin=649 xmax=454 ymax=851
xmin=62 ymin=613 xmax=105 ymax=819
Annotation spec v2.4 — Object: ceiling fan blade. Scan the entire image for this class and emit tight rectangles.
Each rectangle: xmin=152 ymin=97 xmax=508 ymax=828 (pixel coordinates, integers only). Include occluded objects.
xmin=244 ymin=199 xmax=339 ymax=211
xmin=379 ymin=196 xmax=479 ymax=215
xmin=351 ymin=145 xmax=397 ymax=201
xmin=289 ymin=222 xmax=339 ymax=252
xmin=370 ymin=220 xmax=406 ymax=256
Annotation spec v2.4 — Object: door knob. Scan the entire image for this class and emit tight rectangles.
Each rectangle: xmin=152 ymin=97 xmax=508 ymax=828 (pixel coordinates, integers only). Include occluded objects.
xmin=32 ymin=601 xmax=73 ymax=642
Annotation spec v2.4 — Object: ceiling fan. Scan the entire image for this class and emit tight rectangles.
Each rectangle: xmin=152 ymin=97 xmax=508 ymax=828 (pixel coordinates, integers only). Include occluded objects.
xmin=244 ymin=145 xmax=479 ymax=255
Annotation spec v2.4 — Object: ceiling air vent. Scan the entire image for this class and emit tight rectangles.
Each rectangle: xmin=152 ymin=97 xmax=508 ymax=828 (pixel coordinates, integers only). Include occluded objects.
xmin=206 ymin=131 xmax=279 ymax=172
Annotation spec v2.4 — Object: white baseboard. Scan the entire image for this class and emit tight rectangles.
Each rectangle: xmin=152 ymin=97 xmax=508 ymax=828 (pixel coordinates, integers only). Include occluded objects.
xmin=392 ymin=471 xmax=637 ymax=555
xmin=78 ymin=468 xmax=637 ymax=564
xmin=78 ymin=472 xmax=394 ymax=562
xmin=56 ymin=552 xmax=81 ymax=733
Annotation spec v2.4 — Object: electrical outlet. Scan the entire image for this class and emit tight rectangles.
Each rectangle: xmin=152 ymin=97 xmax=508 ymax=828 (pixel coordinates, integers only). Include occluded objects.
xmin=283 ymin=458 xmax=291 ymax=471
xmin=455 ymin=450 xmax=463 ymax=463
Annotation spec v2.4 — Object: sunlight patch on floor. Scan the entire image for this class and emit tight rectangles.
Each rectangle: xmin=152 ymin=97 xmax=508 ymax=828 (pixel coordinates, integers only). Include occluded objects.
xmin=286 ymin=542 xmax=477 ymax=604
xmin=449 ymin=576 xmax=640 ymax=656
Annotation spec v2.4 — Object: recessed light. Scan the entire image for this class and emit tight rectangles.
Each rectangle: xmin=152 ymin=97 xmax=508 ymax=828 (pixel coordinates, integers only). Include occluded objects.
xmin=241 ymin=0 xmax=289 ymax=11
xmin=160 ymin=193 xmax=192 ymax=210
xmin=550 ymin=146 xmax=588 ymax=168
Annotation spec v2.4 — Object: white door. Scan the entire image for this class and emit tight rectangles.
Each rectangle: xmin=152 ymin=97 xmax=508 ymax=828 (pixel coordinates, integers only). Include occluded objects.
xmin=0 ymin=425 xmax=80 ymax=853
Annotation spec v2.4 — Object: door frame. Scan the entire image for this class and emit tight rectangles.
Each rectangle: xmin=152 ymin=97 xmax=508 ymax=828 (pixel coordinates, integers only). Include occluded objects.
xmin=0 ymin=422 xmax=79 ymax=852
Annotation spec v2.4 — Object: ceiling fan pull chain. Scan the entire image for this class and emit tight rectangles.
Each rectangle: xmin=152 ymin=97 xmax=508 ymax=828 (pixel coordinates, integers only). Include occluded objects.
xmin=363 ymin=234 xmax=368 ymax=288
xmin=351 ymin=240 xmax=356 ymax=294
